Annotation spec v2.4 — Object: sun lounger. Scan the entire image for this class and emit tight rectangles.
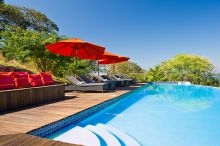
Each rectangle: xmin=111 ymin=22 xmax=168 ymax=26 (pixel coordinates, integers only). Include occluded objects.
xmin=113 ymin=75 xmax=134 ymax=84
xmin=101 ymin=75 xmax=125 ymax=87
xmin=93 ymin=75 xmax=116 ymax=89
xmin=78 ymin=75 xmax=115 ymax=90
xmin=65 ymin=76 xmax=109 ymax=92
xmin=78 ymin=75 xmax=95 ymax=83
xmin=111 ymin=75 xmax=130 ymax=86
xmin=119 ymin=74 xmax=135 ymax=84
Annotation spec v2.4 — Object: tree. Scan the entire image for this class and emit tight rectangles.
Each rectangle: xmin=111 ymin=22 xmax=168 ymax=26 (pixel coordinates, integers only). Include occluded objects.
xmin=0 ymin=2 xmax=62 ymax=74
xmin=0 ymin=4 xmax=28 ymax=32
xmin=21 ymin=7 xmax=59 ymax=32
xmin=107 ymin=61 xmax=144 ymax=75
xmin=106 ymin=61 xmax=146 ymax=82
xmin=0 ymin=4 xmax=58 ymax=32
xmin=0 ymin=27 xmax=61 ymax=72
xmin=0 ymin=27 xmax=98 ymax=77
xmin=59 ymin=59 xmax=98 ymax=77
xmin=147 ymin=65 xmax=167 ymax=82
xmin=0 ymin=2 xmax=100 ymax=80
xmin=147 ymin=54 xmax=218 ymax=86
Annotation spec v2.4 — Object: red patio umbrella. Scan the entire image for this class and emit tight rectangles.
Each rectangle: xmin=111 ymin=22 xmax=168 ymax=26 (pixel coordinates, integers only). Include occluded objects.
xmin=90 ymin=51 xmax=119 ymax=75
xmin=90 ymin=51 xmax=119 ymax=60
xmin=98 ymin=56 xmax=129 ymax=64
xmin=45 ymin=38 xmax=105 ymax=74
xmin=45 ymin=38 xmax=105 ymax=59
xmin=98 ymin=56 xmax=129 ymax=74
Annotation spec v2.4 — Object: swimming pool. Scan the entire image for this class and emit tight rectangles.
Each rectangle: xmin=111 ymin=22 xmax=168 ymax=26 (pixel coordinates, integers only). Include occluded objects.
xmin=47 ymin=83 xmax=220 ymax=146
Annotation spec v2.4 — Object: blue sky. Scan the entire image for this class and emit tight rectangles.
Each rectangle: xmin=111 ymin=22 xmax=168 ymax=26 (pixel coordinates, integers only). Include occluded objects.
xmin=5 ymin=0 xmax=220 ymax=71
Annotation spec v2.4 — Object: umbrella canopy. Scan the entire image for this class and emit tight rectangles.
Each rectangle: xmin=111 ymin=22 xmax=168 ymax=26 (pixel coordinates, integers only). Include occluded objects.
xmin=45 ymin=38 xmax=105 ymax=59
xmin=45 ymin=38 xmax=105 ymax=76
xmin=98 ymin=56 xmax=129 ymax=64
xmin=89 ymin=51 xmax=120 ymax=75
xmin=90 ymin=51 xmax=119 ymax=60
xmin=98 ymin=55 xmax=129 ymax=75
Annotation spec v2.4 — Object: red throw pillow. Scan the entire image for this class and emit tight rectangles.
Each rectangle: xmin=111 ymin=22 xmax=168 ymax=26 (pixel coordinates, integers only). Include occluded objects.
xmin=0 ymin=72 xmax=15 ymax=90
xmin=13 ymin=72 xmax=30 ymax=88
xmin=40 ymin=72 xmax=54 ymax=85
xmin=28 ymin=74 xmax=44 ymax=87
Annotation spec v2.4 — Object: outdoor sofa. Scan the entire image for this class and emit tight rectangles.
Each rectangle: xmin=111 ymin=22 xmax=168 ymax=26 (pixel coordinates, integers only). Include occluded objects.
xmin=0 ymin=72 xmax=64 ymax=113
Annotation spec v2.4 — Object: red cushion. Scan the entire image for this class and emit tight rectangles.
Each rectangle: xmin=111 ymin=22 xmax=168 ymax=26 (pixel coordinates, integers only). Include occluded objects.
xmin=40 ymin=72 xmax=54 ymax=85
xmin=28 ymin=74 xmax=44 ymax=87
xmin=0 ymin=72 xmax=15 ymax=90
xmin=13 ymin=72 xmax=30 ymax=88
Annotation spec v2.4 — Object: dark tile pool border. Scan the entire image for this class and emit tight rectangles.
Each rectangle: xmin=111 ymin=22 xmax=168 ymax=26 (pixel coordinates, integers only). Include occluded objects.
xmin=27 ymin=84 xmax=148 ymax=138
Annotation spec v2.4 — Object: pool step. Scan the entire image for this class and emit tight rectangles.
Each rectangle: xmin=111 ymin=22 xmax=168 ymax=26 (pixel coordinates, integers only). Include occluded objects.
xmin=54 ymin=126 xmax=100 ymax=146
xmin=54 ymin=124 xmax=140 ymax=146
xmin=85 ymin=125 xmax=121 ymax=146
xmin=97 ymin=123 xmax=141 ymax=146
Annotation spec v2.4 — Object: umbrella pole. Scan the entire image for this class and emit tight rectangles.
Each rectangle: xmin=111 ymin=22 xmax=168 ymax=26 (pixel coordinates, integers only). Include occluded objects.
xmin=75 ymin=57 xmax=78 ymax=77
xmin=98 ymin=61 xmax=100 ymax=75
xmin=75 ymin=49 xmax=78 ymax=77
xmin=113 ymin=63 xmax=115 ymax=75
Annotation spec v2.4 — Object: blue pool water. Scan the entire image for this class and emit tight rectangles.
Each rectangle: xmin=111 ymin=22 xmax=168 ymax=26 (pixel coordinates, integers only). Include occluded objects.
xmin=49 ymin=83 xmax=220 ymax=146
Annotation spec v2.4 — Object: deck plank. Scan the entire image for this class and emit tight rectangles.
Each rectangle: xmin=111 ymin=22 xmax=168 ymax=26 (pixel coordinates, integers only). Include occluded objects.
xmin=0 ymin=133 xmax=79 ymax=146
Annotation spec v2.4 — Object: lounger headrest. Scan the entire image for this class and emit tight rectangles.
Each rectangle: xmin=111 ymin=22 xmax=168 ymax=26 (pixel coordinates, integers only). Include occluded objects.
xmin=66 ymin=76 xmax=82 ymax=85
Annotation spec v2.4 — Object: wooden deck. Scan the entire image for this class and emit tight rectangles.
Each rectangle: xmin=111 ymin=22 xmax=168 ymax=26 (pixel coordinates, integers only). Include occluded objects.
xmin=0 ymin=83 xmax=144 ymax=138
xmin=0 ymin=133 xmax=80 ymax=146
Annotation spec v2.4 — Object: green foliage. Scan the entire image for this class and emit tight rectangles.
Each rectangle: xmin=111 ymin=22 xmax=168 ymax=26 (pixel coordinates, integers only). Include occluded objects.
xmin=0 ymin=27 xmax=60 ymax=71
xmin=21 ymin=7 xmax=59 ymax=32
xmin=0 ymin=2 xmax=97 ymax=81
xmin=108 ymin=61 xmax=144 ymax=75
xmin=107 ymin=61 xmax=146 ymax=82
xmin=0 ymin=0 xmax=4 ymax=4
xmin=129 ymin=73 xmax=147 ymax=82
xmin=147 ymin=54 xmax=218 ymax=86
xmin=0 ymin=27 xmax=98 ymax=78
xmin=57 ymin=59 xmax=98 ymax=77
xmin=147 ymin=65 xmax=166 ymax=82
xmin=0 ymin=4 xmax=58 ymax=32
xmin=47 ymin=57 xmax=97 ymax=78
xmin=0 ymin=4 xmax=27 ymax=32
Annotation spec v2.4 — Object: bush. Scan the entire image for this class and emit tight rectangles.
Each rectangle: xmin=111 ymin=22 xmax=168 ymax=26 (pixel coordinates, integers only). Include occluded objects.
xmin=146 ymin=54 xmax=219 ymax=86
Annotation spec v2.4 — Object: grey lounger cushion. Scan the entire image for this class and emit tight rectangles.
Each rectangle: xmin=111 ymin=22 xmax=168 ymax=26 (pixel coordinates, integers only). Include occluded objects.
xmin=101 ymin=75 xmax=125 ymax=86
xmin=112 ymin=75 xmax=131 ymax=85
xmin=65 ymin=76 xmax=109 ymax=92
xmin=93 ymin=75 xmax=116 ymax=89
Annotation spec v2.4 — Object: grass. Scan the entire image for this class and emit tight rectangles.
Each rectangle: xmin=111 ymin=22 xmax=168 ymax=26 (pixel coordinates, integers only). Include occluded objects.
xmin=0 ymin=53 xmax=68 ymax=84
xmin=0 ymin=53 xmax=38 ymax=73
